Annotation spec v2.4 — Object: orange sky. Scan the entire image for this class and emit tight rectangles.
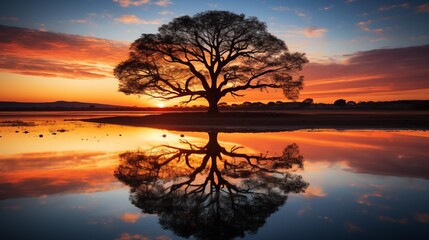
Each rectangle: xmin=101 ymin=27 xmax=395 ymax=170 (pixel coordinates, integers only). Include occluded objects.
xmin=0 ymin=25 xmax=428 ymax=107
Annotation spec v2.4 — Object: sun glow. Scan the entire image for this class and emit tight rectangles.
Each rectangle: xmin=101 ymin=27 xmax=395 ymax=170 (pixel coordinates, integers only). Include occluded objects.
xmin=157 ymin=102 xmax=165 ymax=108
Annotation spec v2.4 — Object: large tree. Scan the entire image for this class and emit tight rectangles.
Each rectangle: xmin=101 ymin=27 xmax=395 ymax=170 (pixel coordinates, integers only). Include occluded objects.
xmin=115 ymin=10 xmax=308 ymax=113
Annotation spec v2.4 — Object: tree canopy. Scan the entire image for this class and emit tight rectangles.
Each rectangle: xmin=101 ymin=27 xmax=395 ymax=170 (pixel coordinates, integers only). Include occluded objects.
xmin=115 ymin=10 xmax=308 ymax=113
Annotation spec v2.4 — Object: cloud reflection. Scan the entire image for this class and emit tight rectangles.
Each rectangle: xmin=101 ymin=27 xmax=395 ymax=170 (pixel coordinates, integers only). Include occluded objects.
xmin=120 ymin=212 xmax=143 ymax=223
xmin=228 ymin=131 xmax=429 ymax=180
xmin=414 ymin=213 xmax=429 ymax=223
xmin=0 ymin=151 xmax=120 ymax=200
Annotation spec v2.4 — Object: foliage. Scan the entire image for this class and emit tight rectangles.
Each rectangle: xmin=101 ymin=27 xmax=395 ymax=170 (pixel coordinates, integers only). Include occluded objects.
xmin=334 ymin=99 xmax=347 ymax=106
xmin=302 ymin=98 xmax=313 ymax=105
xmin=115 ymin=11 xmax=308 ymax=112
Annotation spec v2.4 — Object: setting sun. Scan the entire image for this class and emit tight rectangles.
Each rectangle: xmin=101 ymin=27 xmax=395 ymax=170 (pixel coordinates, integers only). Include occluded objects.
xmin=0 ymin=1 xmax=429 ymax=240
xmin=157 ymin=102 xmax=165 ymax=108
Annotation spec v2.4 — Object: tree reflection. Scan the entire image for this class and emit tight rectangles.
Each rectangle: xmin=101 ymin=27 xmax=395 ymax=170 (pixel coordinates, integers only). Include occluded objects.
xmin=115 ymin=132 xmax=308 ymax=239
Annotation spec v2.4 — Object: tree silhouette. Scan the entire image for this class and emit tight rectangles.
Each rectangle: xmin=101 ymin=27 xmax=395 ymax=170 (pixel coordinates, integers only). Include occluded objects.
xmin=115 ymin=132 xmax=308 ymax=239
xmin=114 ymin=11 xmax=308 ymax=113
xmin=302 ymin=98 xmax=314 ymax=105
xmin=334 ymin=99 xmax=346 ymax=106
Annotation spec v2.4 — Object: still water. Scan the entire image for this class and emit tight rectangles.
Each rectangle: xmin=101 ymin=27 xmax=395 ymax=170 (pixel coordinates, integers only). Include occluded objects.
xmin=1 ymin=112 xmax=428 ymax=239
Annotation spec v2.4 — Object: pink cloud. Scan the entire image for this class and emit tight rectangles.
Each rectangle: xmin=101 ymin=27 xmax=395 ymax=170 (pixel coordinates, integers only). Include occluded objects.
xmin=304 ymin=186 xmax=327 ymax=198
xmin=159 ymin=10 xmax=174 ymax=15
xmin=414 ymin=213 xmax=429 ymax=223
xmin=0 ymin=151 xmax=119 ymax=200
xmin=302 ymin=27 xmax=327 ymax=38
xmin=378 ymin=3 xmax=409 ymax=11
xmin=346 ymin=223 xmax=364 ymax=232
xmin=70 ymin=19 xmax=89 ymax=24
xmin=114 ymin=14 xmax=160 ymax=24
xmin=301 ymin=44 xmax=429 ymax=103
xmin=113 ymin=0 xmax=150 ymax=7
xmin=366 ymin=28 xmax=383 ymax=34
xmin=416 ymin=3 xmax=429 ymax=12
xmin=155 ymin=0 xmax=172 ymax=6
xmin=356 ymin=19 xmax=383 ymax=34
xmin=120 ymin=212 xmax=143 ymax=223
xmin=272 ymin=6 xmax=311 ymax=20
xmin=155 ymin=236 xmax=171 ymax=240
xmin=0 ymin=25 xmax=128 ymax=79
xmin=298 ymin=131 xmax=429 ymax=180
xmin=0 ymin=56 xmax=111 ymax=79
xmin=357 ymin=20 xmax=372 ymax=26
xmin=115 ymin=233 xmax=149 ymax=240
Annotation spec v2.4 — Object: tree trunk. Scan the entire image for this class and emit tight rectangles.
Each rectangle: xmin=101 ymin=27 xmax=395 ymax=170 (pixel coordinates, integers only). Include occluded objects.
xmin=208 ymin=104 xmax=219 ymax=113
xmin=207 ymin=96 xmax=220 ymax=114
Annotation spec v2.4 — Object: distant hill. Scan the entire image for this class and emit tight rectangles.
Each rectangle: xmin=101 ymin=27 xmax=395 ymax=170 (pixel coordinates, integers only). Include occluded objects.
xmin=0 ymin=101 xmax=128 ymax=110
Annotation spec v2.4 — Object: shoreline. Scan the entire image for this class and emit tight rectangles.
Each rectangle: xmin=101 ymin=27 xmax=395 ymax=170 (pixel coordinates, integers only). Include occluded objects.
xmin=82 ymin=111 xmax=429 ymax=132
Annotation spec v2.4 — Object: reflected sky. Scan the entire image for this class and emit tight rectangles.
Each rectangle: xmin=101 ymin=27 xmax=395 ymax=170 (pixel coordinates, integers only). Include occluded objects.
xmin=114 ymin=131 xmax=308 ymax=239
xmin=1 ymin=113 xmax=429 ymax=239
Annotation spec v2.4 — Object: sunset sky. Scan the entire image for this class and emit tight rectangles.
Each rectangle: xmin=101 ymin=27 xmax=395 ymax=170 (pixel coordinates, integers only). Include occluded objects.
xmin=1 ymin=0 xmax=428 ymax=106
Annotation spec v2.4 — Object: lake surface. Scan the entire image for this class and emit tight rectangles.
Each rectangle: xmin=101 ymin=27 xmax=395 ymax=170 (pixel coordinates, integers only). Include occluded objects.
xmin=1 ymin=112 xmax=429 ymax=239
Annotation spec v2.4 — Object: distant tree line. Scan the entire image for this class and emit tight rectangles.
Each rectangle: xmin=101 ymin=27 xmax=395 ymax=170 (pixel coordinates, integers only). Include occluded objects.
xmin=209 ymin=99 xmax=429 ymax=111
xmin=1 ymin=99 xmax=428 ymax=111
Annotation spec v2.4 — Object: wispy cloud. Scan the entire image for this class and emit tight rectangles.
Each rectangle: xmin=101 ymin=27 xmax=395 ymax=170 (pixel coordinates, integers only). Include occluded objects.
xmin=356 ymin=20 xmax=383 ymax=34
xmin=159 ymin=10 xmax=173 ymax=15
xmin=115 ymin=233 xmax=149 ymax=240
xmin=113 ymin=0 xmax=150 ymax=7
xmin=357 ymin=12 xmax=369 ymax=17
xmin=155 ymin=0 xmax=172 ymax=6
xmin=369 ymin=37 xmax=387 ymax=42
xmin=0 ymin=150 xmax=119 ymax=200
xmin=345 ymin=0 xmax=356 ymax=3
xmin=37 ymin=23 xmax=46 ymax=32
xmin=0 ymin=16 xmax=19 ymax=21
xmin=69 ymin=12 xmax=111 ymax=26
xmin=319 ymin=5 xmax=333 ymax=11
xmin=378 ymin=216 xmax=408 ymax=224
xmin=378 ymin=3 xmax=409 ymax=11
xmin=0 ymin=57 xmax=111 ymax=79
xmin=114 ymin=14 xmax=160 ymax=24
xmin=414 ymin=213 xmax=429 ymax=223
xmin=120 ymin=212 xmax=143 ymax=223
xmin=208 ymin=2 xmax=220 ymax=8
xmin=272 ymin=6 xmax=311 ymax=20
xmin=70 ymin=19 xmax=89 ymax=24
xmin=416 ymin=3 xmax=429 ymax=13
xmin=346 ymin=223 xmax=364 ymax=233
xmin=0 ymin=25 xmax=128 ymax=79
xmin=302 ymin=27 xmax=327 ymax=38
xmin=301 ymin=44 xmax=429 ymax=103
xmin=304 ymin=186 xmax=327 ymax=198
xmin=410 ymin=35 xmax=429 ymax=40
xmin=356 ymin=20 xmax=371 ymax=26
